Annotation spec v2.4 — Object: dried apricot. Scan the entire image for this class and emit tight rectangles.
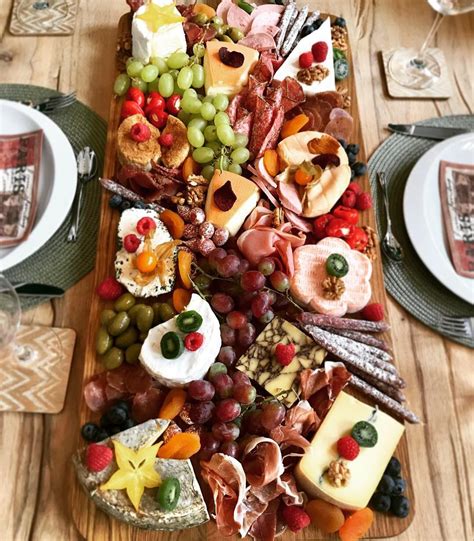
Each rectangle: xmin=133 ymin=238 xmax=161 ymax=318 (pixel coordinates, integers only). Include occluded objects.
xmin=306 ymin=499 xmax=345 ymax=534
xmin=159 ymin=388 xmax=187 ymax=420
xmin=157 ymin=432 xmax=201 ymax=459
xmin=263 ymin=149 xmax=279 ymax=177
xmin=281 ymin=113 xmax=309 ymax=139
xmin=339 ymin=507 xmax=374 ymax=541
xmin=172 ymin=288 xmax=191 ymax=312
xmin=177 ymin=250 xmax=193 ymax=289
xmin=192 ymin=3 xmax=215 ymax=18
xmin=160 ymin=209 xmax=185 ymax=239
xmin=182 ymin=156 xmax=199 ymax=180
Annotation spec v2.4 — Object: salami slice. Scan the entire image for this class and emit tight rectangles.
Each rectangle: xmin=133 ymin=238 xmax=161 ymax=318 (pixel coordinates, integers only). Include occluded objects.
xmin=249 ymin=97 xmax=274 ymax=156
xmin=227 ymin=94 xmax=244 ymax=125
xmin=84 ymin=376 xmax=108 ymax=412
xmin=324 ymin=116 xmax=354 ymax=142
xmin=280 ymin=77 xmax=305 ymax=113
xmin=306 ymin=98 xmax=332 ymax=128
xmin=257 ymin=107 xmax=285 ymax=157
xmin=132 ymin=387 xmax=164 ymax=424
xmin=329 ymin=107 xmax=353 ymax=121
xmin=126 ymin=364 xmax=153 ymax=394
xmin=239 ymin=32 xmax=276 ymax=52
xmin=301 ymin=107 xmax=322 ymax=131
xmin=233 ymin=110 xmax=254 ymax=138
xmin=315 ymin=91 xmax=344 ymax=109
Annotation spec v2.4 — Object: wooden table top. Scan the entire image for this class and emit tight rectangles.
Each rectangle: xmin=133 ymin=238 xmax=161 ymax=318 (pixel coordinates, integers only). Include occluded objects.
xmin=0 ymin=1 xmax=472 ymax=540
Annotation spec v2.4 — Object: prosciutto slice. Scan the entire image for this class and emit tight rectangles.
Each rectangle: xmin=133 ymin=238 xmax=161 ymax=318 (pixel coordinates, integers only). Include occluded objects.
xmin=242 ymin=437 xmax=285 ymax=487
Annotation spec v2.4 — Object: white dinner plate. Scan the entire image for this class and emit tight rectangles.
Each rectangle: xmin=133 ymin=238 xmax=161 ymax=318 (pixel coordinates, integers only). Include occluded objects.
xmin=403 ymin=133 xmax=474 ymax=304
xmin=0 ymin=100 xmax=77 ymax=271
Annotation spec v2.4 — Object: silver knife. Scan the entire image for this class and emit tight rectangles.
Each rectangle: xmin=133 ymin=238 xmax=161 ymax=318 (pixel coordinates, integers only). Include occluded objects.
xmin=388 ymin=124 xmax=471 ymax=140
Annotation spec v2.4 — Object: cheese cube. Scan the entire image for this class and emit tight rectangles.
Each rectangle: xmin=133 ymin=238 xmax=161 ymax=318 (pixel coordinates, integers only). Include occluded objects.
xmin=295 ymin=391 xmax=405 ymax=510
xmin=204 ymin=40 xmax=259 ymax=97
xmin=205 ymin=170 xmax=259 ymax=236
xmin=236 ymin=317 xmax=326 ymax=406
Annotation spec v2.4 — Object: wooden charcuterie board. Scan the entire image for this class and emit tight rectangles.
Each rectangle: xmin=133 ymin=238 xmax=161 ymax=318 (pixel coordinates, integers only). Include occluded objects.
xmin=70 ymin=9 xmax=415 ymax=541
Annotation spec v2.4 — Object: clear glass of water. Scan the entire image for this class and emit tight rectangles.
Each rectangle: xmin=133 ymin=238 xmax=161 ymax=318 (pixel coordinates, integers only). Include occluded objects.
xmin=388 ymin=0 xmax=474 ymax=89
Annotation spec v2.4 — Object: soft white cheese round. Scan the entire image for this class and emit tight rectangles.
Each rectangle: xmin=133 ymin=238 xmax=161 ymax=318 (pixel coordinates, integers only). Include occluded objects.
xmin=139 ymin=294 xmax=221 ymax=387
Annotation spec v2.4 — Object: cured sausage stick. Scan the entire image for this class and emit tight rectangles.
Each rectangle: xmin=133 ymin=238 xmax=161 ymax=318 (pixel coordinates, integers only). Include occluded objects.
xmin=281 ymin=6 xmax=309 ymax=56
xmin=319 ymin=327 xmax=391 ymax=352
xmin=349 ymin=366 xmax=406 ymax=403
xmin=276 ymin=2 xmax=296 ymax=53
xmin=350 ymin=375 xmax=420 ymax=424
xmin=298 ymin=312 xmax=390 ymax=333
xmin=301 ymin=324 xmax=406 ymax=389
xmin=99 ymin=178 xmax=164 ymax=212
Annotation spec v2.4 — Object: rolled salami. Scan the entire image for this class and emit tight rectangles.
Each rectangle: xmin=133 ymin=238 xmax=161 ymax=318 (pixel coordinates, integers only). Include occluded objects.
xmin=298 ymin=312 xmax=390 ymax=333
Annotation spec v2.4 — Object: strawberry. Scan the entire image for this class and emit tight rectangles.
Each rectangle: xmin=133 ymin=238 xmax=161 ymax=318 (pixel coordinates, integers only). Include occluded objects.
xmin=130 ymin=122 xmax=151 ymax=142
xmin=281 ymin=505 xmax=311 ymax=533
xmin=356 ymin=192 xmax=373 ymax=210
xmin=311 ymin=41 xmax=329 ymax=62
xmin=96 ymin=277 xmax=124 ymax=301
xmin=299 ymin=51 xmax=314 ymax=69
xmin=360 ymin=302 xmax=385 ymax=322
xmin=86 ymin=443 xmax=113 ymax=472
xmin=337 ymin=435 xmax=360 ymax=460
xmin=274 ymin=343 xmax=296 ymax=366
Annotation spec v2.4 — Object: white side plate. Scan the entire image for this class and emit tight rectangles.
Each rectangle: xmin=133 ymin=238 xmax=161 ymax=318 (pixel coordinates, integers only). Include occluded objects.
xmin=0 ymin=100 xmax=77 ymax=271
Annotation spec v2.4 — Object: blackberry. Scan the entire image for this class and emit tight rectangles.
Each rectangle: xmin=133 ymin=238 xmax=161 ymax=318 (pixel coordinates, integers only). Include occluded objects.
xmin=314 ymin=19 xmax=323 ymax=30
xmin=370 ymin=492 xmax=391 ymax=513
xmin=106 ymin=404 xmax=128 ymax=425
xmin=392 ymin=477 xmax=406 ymax=496
xmin=120 ymin=200 xmax=132 ymax=212
xmin=133 ymin=200 xmax=146 ymax=209
xmin=81 ymin=422 xmax=100 ymax=442
xmin=347 ymin=152 xmax=357 ymax=165
xmin=107 ymin=425 xmax=123 ymax=436
xmin=352 ymin=162 xmax=367 ymax=177
xmin=346 ymin=143 xmax=360 ymax=155
xmin=109 ymin=194 xmax=123 ymax=208
xmin=334 ymin=17 xmax=346 ymax=27
xmin=301 ymin=24 xmax=315 ymax=38
xmin=338 ymin=138 xmax=347 ymax=149
xmin=95 ymin=429 xmax=109 ymax=442
xmin=385 ymin=456 xmax=402 ymax=477
xmin=377 ymin=474 xmax=395 ymax=495
xmin=390 ymin=495 xmax=410 ymax=518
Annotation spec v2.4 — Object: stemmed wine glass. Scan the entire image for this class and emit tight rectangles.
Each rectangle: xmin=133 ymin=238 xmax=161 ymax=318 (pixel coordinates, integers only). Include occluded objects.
xmin=388 ymin=0 xmax=474 ymax=89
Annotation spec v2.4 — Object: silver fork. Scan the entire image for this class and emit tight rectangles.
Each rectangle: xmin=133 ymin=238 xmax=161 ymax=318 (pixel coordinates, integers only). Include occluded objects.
xmin=20 ymin=91 xmax=77 ymax=114
xmin=437 ymin=316 xmax=474 ymax=339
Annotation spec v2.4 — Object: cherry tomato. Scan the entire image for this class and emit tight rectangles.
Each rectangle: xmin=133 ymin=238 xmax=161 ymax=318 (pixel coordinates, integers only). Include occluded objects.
xmin=126 ymin=87 xmax=145 ymax=108
xmin=145 ymin=91 xmax=165 ymax=114
xmin=148 ymin=107 xmax=169 ymax=129
xmin=333 ymin=205 xmax=359 ymax=225
xmin=325 ymin=218 xmax=353 ymax=239
xmin=345 ymin=226 xmax=369 ymax=251
xmin=136 ymin=251 xmax=158 ymax=273
xmin=313 ymin=214 xmax=334 ymax=240
xmin=121 ymin=100 xmax=144 ymax=119
xmin=166 ymin=94 xmax=181 ymax=115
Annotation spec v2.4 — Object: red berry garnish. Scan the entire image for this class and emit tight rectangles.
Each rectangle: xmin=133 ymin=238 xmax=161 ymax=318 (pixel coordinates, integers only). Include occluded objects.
xmin=86 ymin=443 xmax=113 ymax=472
xmin=96 ymin=277 xmax=124 ymax=300
xmin=311 ymin=41 xmax=329 ymax=62
xmin=184 ymin=331 xmax=204 ymax=351
xmin=360 ymin=302 xmax=385 ymax=322
xmin=337 ymin=435 xmax=360 ymax=460
xmin=347 ymin=181 xmax=361 ymax=194
xmin=130 ymin=123 xmax=151 ymax=142
xmin=356 ymin=192 xmax=373 ymax=211
xmin=166 ymin=94 xmax=181 ymax=115
xmin=136 ymin=216 xmax=156 ymax=236
xmin=158 ymin=133 xmax=174 ymax=147
xmin=274 ymin=343 xmax=296 ymax=366
xmin=341 ymin=189 xmax=357 ymax=208
xmin=123 ymin=233 xmax=141 ymax=253
xmin=299 ymin=51 xmax=314 ymax=69
xmin=148 ymin=107 xmax=168 ymax=129
xmin=126 ymin=87 xmax=145 ymax=108
xmin=281 ymin=505 xmax=311 ymax=533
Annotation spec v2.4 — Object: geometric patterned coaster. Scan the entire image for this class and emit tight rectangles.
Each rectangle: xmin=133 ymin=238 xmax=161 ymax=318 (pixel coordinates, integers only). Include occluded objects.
xmin=10 ymin=0 xmax=77 ymax=36
xmin=0 ymin=325 xmax=76 ymax=413
xmin=382 ymin=47 xmax=453 ymax=99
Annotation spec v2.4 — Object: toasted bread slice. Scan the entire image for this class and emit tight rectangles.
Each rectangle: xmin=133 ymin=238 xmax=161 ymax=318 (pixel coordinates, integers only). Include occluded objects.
xmin=160 ymin=115 xmax=190 ymax=169
xmin=117 ymin=114 xmax=161 ymax=171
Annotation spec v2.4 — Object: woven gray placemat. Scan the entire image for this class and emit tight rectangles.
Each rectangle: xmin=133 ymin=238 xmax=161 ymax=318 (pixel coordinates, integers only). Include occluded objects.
xmin=368 ymin=114 xmax=474 ymax=348
xmin=0 ymin=84 xmax=106 ymax=310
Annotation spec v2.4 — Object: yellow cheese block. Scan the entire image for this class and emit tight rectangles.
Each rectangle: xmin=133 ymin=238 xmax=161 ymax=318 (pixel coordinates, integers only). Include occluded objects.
xmin=295 ymin=391 xmax=405 ymax=510
xmin=205 ymin=169 xmax=259 ymax=236
xmin=204 ymin=40 xmax=259 ymax=97
xmin=277 ymin=131 xmax=351 ymax=217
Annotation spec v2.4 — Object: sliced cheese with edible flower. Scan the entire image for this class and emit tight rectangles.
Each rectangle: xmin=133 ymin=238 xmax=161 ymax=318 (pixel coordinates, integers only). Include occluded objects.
xmin=115 ymin=208 xmax=177 ymax=298
xmin=274 ymin=17 xmax=336 ymax=95
xmin=139 ymin=294 xmax=221 ymax=386
xmin=132 ymin=0 xmax=186 ymax=63
xmin=295 ymin=391 xmax=405 ymax=510
xmin=204 ymin=40 xmax=259 ymax=97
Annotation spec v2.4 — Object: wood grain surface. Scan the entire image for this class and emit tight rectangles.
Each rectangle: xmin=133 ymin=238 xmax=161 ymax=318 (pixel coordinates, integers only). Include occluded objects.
xmin=0 ymin=1 xmax=472 ymax=541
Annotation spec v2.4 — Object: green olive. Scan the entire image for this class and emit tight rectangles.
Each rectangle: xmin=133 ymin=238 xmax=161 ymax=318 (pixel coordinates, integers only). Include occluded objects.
xmin=219 ymin=34 xmax=233 ymax=42
xmin=107 ymin=311 xmax=131 ymax=336
xmin=125 ymin=343 xmax=142 ymax=364
xmin=229 ymin=27 xmax=244 ymax=42
xmin=102 ymin=347 xmax=124 ymax=370
xmin=222 ymin=24 xmax=230 ymax=34
xmin=96 ymin=327 xmax=113 ymax=355
xmin=114 ymin=293 xmax=136 ymax=312
xmin=100 ymin=309 xmax=117 ymax=326
xmin=128 ymin=303 xmax=148 ymax=324
xmin=159 ymin=303 xmax=176 ymax=322
xmin=137 ymin=306 xmax=154 ymax=332
xmin=212 ymin=23 xmax=224 ymax=36
xmin=192 ymin=13 xmax=208 ymax=25
xmin=152 ymin=302 xmax=164 ymax=325
xmin=115 ymin=326 xmax=139 ymax=349
xmin=211 ymin=16 xmax=223 ymax=25
xmin=139 ymin=331 xmax=149 ymax=342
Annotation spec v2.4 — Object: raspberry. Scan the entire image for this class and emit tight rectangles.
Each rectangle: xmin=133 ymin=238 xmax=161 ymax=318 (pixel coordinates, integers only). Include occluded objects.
xmin=136 ymin=216 xmax=156 ymax=236
xmin=96 ymin=277 xmax=124 ymax=300
xmin=347 ymin=181 xmax=362 ymax=194
xmin=86 ymin=443 xmax=113 ymax=472
xmin=337 ymin=435 xmax=360 ymax=460
xmin=281 ymin=505 xmax=311 ymax=533
xmin=356 ymin=192 xmax=373 ymax=211
xmin=158 ymin=133 xmax=174 ymax=147
xmin=129 ymin=122 xmax=151 ymax=143
xmin=360 ymin=302 xmax=385 ymax=322
xmin=341 ymin=190 xmax=357 ymax=208
xmin=123 ymin=233 xmax=141 ymax=253
xmin=311 ymin=41 xmax=329 ymax=62
xmin=274 ymin=343 xmax=295 ymax=366
xmin=184 ymin=332 xmax=204 ymax=351
xmin=299 ymin=51 xmax=314 ymax=69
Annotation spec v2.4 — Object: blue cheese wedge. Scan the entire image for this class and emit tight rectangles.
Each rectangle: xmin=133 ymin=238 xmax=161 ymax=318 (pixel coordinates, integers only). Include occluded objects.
xmin=73 ymin=420 xmax=210 ymax=530
xmin=235 ymin=317 xmax=326 ymax=406
xmin=115 ymin=208 xmax=176 ymax=298
xmin=274 ymin=17 xmax=336 ymax=95
xmin=295 ymin=392 xmax=405 ymax=510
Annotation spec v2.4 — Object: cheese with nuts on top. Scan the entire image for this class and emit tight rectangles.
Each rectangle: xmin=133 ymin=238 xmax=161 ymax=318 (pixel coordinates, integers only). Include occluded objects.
xmin=235 ymin=317 xmax=326 ymax=406
xmin=295 ymin=391 xmax=405 ymax=510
